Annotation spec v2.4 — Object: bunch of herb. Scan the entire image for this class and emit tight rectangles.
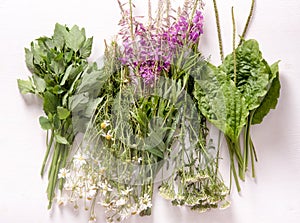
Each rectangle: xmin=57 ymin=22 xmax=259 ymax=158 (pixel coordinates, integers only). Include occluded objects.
xmin=17 ymin=23 xmax=95 ymax=208
xmin=194 ymin=0 xmax=281 ymax=191
xmin=69 ymin=1 xmax=229 ymax=221
xmin=51 ymin=1 xmax=227 ymax=222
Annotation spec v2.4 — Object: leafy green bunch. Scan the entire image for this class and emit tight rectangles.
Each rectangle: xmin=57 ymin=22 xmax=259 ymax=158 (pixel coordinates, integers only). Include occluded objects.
xmin=195 ymin=40 xmax=280 ymax=191
xmin=195 ymin=0 xmax=281 ymax=191
xmin=17 ymin=23 xmax=94 ymax=208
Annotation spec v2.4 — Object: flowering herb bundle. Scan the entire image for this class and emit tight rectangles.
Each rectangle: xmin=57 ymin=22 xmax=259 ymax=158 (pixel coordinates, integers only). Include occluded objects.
xmin=54 ymin=1 xmax=229 ymax=222
xmin=17 ymin=0 xmax=281 ymax=222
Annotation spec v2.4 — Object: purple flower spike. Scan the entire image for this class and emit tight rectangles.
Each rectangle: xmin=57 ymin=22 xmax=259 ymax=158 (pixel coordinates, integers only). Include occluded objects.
xmin=118 ymin=7 xmax=204 ymax=84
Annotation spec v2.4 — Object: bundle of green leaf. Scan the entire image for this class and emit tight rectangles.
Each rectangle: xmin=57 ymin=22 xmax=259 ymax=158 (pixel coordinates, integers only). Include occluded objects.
xmin=17 ymin=23 xmax=96 ymax=208
xmin=194 ymin=39 xmax=280 ymax=191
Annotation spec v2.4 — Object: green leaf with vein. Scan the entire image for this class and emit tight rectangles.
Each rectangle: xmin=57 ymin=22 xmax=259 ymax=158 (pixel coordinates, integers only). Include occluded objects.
xmin=39 ymin=116 xmax=52 ymax=130
xmin=252 ymin=61 xmax=281 ymax=124
xmin=43 ymin=91 xmax=59 ymax=115
xmin=57 ymin=106 xmax=70 ymax=120
xmin=65 ymin=25 xmax=86 ymax=52
xmin=194 ymin=39 xmax=281 ymax=186
xmin=195 ymin=65 xmax=248 ymax=141
xmin=219 ymin=39 xmax=271 ymax=111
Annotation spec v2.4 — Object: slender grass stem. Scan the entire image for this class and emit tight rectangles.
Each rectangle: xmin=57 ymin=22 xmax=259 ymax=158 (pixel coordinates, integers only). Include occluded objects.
xmin=41 ymin=129 xmax=54 ymax=176
xmin=226 ymin=137 xmax=241 ymax=192
xmin=239 ymin=0 xmax=255 ymax=45
xmin=231 ymin=7 xmax=237 ymax=85
xmin=129 ymin=0 xmax=134 ymax=41
xmin=249 ymin=136 xmax=257 ymax=178
xmin=212 ymin=0 xmax=224 ymax=62
xmin=47 ymin=142 xmax=60 ymax=209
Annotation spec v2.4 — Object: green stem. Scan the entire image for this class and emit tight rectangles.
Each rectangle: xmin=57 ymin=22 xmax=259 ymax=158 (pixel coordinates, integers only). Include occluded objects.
xmin=212 ymin=0 xmax=224 ymax=62
xmin=243 ymin=112 xmax=254 ymax=177
xmin=226 ymin=137 xmax=241 ymax=192
xmin=148 ymin=0 xmax=152 ymax=25
xmin=231 ymin=7 xmax=237 ymax=85
xmin=239 ymin=0 xmax=255 ymax=45
xmin=41 ymin=129 xmax=54 ymax=176
xmin=214 ymin=130 xmax=222 ymax=181
xmin=249 ymin=135 xmax=257 ymax=178
xmin=59 ymin=145 xmax=68 ymax=190
xmin=129 ymin=0 xmax=134 ymax=41
xmin=243 ymin=121 xmax=250 ymax=176
xmin=47 ymin=143 xmax=60 ymax=209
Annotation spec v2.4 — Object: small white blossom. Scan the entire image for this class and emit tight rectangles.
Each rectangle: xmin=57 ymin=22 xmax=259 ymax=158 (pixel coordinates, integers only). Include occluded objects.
xmin=101 ymin=130 xmax=114 ymax=141
xmin=73 ymin=152 xmax=88 ymax=167
xmin=121 ymin=187 xmax=133 ymax=196
xmin=99 ymin=200 xmax=111 ymax=208
xmin=101 ymin=120 xmax=110 ymax=129
xmin=119 ymin=208 xmax=130 ymax=221
xmin=129 ymin=204 xmax=139 ymax=215
xmin=87 ymin=189 xmax=97 ymax=200
xmin=139 ymin=194 xmax=152 ymax=211
xmin=115 ymin=197 xmax=127 ymax=206
xmin=99 ymin=181 xmax=113 ymax=195
xmin=137 ymin=157 xmax=143 ymax=164
xmin=58 ymin=168 xmax=70 ymax=179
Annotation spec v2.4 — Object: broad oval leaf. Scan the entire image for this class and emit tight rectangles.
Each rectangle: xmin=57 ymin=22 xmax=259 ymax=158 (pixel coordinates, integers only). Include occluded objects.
xmin=219 ymin=39 xmax=271 ymax=111
xmin=57 ymin=106 xmax=70 ymax=120
xmin=39 ymin=116 xmax=52 ymax=130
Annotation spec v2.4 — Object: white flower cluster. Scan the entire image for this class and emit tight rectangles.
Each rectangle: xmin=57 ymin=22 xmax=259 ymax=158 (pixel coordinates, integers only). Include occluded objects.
xmin=56 ymin=150 xmax=153 ymax=223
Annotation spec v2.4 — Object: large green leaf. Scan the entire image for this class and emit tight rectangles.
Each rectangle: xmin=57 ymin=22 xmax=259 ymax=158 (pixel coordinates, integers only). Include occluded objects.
xmin=219 ymin=40 xmax=271 ymax=111
xmin=32 ymin=74 xmax=46 ymax=93
xmin=195 ymin=71 xmax=248 ymax=140
xmin=76 ymin=64 xmax=103 ymax=94
xmin=53 ymin=23 xmax=67 ymax=49
xmin=252 ymin=61 xmax=281 ymax=124
xmin=65 ymin=25 xmax=86 ymax=52
xmin=43 ymin=91 xmax=59 ymax=114
xmin=80 ymin=37 xmax=93 ymax=58
xmin=221 ymin=81 xmax=249 ymax=140
xmin=194 ymin=64 xmax=228 ymax=133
